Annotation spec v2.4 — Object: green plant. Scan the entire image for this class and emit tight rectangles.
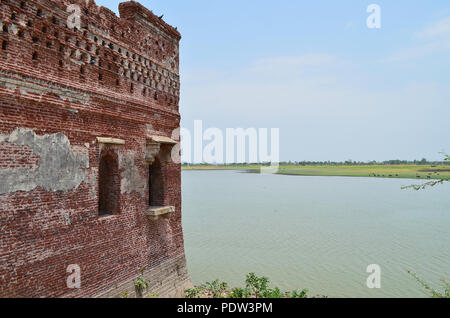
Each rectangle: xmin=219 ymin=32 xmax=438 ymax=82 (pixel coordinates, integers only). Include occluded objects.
xmin=408 ymin=271 xmax=450 ymax=298
xmin=204 ymin=279 xmax=228 ymax=298
xmin=187 ymin=273 xmax=317 ymax=299
xmin=134 ymin=275 xmax=149 ymax=290
xmin=260 ymin=287 xmax=284 ymax=298
xmin=146 ymin=291 xmax=159 ymax=298
xmin=290 ymin=289 xmax=309 ymax=298
xmin=245 ymin=273 xmax=270 ymax=297
xmin=121 ymin=290 xmax=129 ymax=299
xmin=185 ymin=286 xmax=204 ymax=298
xmin=228 ymin=287 xmax=250 ymax=298
xmin=134 ymin=268 xmax=149 ymax=298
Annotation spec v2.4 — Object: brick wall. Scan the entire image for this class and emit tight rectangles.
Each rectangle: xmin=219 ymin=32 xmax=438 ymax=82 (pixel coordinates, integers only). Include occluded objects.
xmin=0 ymin=0 xmax=189 ymax=298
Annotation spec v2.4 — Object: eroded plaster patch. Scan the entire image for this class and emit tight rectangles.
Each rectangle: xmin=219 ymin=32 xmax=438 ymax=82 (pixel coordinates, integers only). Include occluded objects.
xmin=0 ymin=128 xmax=89 ymax=194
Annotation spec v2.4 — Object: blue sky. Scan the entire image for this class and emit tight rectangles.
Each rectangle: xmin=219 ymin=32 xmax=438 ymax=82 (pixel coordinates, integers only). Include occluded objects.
xmin=97 ymin=0 xmax=450 ymax=162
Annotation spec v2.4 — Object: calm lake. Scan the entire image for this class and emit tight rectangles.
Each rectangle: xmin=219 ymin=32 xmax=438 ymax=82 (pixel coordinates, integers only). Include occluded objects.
xmin=182 ymin=170 xmax=450 ymax=298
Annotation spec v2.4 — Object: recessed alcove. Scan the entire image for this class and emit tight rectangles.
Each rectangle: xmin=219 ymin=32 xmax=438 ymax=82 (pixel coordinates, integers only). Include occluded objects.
xmin=145 ymin=135 xmax=177 ymax=222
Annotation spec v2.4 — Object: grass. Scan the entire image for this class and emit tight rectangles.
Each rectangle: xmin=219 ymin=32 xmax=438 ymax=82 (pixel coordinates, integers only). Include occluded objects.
xmin=182 ymin=164 xmax=450 ymax=181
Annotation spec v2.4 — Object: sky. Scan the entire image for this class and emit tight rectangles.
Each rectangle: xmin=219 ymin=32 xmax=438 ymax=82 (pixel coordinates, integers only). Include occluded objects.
xmin=97 ymin=0 xmax=450 ymax=162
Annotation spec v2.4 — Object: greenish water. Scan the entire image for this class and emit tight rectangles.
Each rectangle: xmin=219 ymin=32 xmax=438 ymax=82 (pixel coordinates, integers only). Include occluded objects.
xmin=182 ymin=170 xmax=450 ymax=298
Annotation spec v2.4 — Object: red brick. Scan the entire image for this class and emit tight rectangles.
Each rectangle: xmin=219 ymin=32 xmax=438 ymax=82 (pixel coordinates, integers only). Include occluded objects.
xmin=0 ymin=0 xmax=188 ymax=298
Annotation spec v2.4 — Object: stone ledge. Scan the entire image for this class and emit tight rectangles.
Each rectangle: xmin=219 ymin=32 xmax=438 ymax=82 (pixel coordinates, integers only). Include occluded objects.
xmin=145 ymin=206 xmax=175 ymax=221
xmin=96 ymin=137 xmax=126 ymax=145
xmin=147 ymin=135 xmax=178 ymax=145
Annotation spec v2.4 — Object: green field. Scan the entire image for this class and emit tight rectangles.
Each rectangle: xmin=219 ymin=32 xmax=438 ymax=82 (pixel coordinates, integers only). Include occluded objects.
xmin=182 ymin=164 xmax=450 ymax=181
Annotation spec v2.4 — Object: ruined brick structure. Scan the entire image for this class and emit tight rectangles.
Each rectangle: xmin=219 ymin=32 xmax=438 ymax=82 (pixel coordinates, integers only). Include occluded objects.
xmin=0 ymin=0 xmax=191 ymax=297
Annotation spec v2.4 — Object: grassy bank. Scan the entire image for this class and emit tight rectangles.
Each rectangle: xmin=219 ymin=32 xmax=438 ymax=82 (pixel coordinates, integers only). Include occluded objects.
xmin=182 ymin=164 xmax=450 ymax=180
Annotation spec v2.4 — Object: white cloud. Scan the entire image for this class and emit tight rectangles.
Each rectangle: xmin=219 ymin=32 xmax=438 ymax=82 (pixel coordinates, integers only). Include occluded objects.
xmin=182 ymin=53 xmax=448 ymax=119
xmin=182 ymin=53 xmax=354 ymax=118
xmin=416 ymin=17 xmax=450 ymax=39
xmin=382 ymin=17 xmax=450 ymax=63
xmin=380 ymin=18 xmax=450 ymax=63
xmin=181 ymin=52 xmax=450 ymax=161
xmin=250 ymin=54 xmax=337 ymax=72
xmin=380 ymin=41 xmax=443 ymax=63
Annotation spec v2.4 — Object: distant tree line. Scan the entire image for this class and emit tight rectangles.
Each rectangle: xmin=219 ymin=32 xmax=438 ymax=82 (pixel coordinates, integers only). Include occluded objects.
xmin=182 ymin=158 xmax=450 ymax=167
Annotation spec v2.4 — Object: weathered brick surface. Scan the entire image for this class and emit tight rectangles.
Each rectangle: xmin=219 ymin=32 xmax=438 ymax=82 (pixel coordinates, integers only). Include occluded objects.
xmin=0 ymin=0 xmax=189 ymax=298
xmin=0 ymin=142 xmax=40 ymax=169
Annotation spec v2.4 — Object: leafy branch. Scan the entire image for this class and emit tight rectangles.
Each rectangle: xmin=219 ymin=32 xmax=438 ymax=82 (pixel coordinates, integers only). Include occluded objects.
xmin=408 ymin=271 xmax=450 ymax=298
xmin=402 ymin=153 xmax=449 ymax=190
xmin=401 ymin=179 xmax=447 ymax=191
xmin=443 ymin=152 xmax=450 ymax=161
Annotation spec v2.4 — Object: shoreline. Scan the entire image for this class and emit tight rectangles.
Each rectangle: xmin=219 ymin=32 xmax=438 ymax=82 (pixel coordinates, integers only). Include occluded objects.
xmin=182 ymin=165 xmax=450 ymax=181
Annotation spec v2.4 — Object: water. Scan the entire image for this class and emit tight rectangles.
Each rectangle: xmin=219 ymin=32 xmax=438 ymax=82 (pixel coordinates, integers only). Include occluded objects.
xmin=182 ymin=170 xmax=450 ymax=298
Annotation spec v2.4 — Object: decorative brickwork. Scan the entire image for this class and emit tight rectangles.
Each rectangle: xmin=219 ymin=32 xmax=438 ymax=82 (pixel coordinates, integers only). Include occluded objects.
xmin=0 ymin=0 xmax=189 ymax=298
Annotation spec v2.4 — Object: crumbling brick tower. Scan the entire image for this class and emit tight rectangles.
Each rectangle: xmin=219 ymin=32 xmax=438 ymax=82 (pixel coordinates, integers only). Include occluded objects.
xmin=0 ymin=0 xmax=190 ymax=297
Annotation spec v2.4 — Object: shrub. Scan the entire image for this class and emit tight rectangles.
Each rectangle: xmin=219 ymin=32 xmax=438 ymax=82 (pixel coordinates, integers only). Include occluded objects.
xmin=204 ymin=279 xmax=228 ymax=298
xmin=185 ymin=286 xmax=205 ymax=298
xmin=245 ymin=273 xmax=270 ymax=297
xmin=408 ymin=271 xmax=450 ymax=298
xmin=186 ymin=273 xmax=315 ymax=299
xmin=290 ymin=289 xmax=309 ymax=298
xmin=228 ymin=287 xmax=250 ymax=298
xmin=260 ymin=287 xmax=284 ymax=298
